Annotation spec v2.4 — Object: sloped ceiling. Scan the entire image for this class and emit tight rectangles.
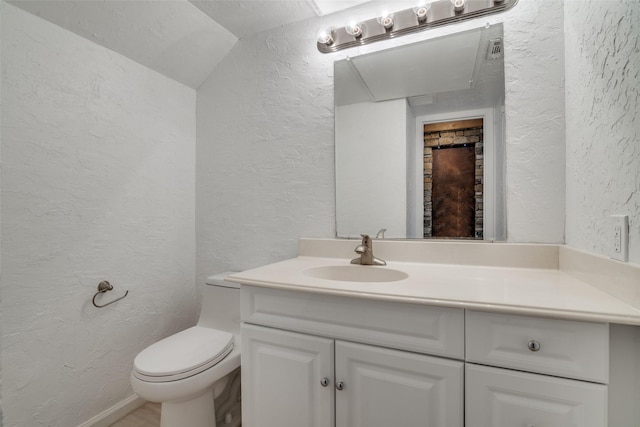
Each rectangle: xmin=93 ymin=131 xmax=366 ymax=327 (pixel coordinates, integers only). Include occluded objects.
xmin=6 ymin=0 xmax=372 ymax=89
xmin=188 ymin=0 xmax=318 ymax=40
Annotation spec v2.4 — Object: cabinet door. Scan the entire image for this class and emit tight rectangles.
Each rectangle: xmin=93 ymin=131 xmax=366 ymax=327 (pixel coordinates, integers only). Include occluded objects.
xmin=466 ymin=364 xmax=608 ymax=427
xmin=335 ymin=340 xmax=463 ymax=427
xmin=242 ymin=324 xmax=334 ymax=427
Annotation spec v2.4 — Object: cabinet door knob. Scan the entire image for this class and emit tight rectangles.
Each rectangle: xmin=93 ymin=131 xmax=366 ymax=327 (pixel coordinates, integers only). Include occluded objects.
xmin=336 ymin=381 xmax=345 ymax=391
xmin=527 ymin=340 xmax=541 ymax=352
xmin=320 ymin=378 xmax=330 ymax=387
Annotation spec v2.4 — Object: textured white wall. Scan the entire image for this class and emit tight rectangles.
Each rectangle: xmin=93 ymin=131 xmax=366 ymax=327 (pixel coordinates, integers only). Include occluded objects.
xmin=565 ymin=0 xmax=640 ymax=264
xmin=195 ymin=26 xmax=336 ymax=281
xmin=196 ymin=0 xmax=566 ymax=278
xmin=503 ymin=1 xmax=566 ymax=243
xmin=1 ymin=4 xmax=197 ymax=426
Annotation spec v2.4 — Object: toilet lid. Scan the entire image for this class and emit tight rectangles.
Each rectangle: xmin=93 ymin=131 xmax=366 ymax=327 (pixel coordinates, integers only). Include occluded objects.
xmin=134 ymin=326 xmax=234 ymax=382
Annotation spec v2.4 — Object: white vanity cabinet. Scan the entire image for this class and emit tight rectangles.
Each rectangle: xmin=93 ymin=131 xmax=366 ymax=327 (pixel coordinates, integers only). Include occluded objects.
xmin=242 ymin=324 xmax=464 ymax=427
xmin=240 ymin=285 xmax=465 ymax=427
xmin=240 ymin=285 xmax=615 ymax=427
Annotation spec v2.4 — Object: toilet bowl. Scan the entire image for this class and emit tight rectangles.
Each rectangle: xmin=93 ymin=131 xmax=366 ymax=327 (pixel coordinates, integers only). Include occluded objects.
xmin=131 ymin=272 xmax=241 ymax=427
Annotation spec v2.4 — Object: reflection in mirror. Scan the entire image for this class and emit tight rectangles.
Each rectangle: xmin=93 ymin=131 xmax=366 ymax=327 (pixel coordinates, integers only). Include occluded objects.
xmin=335 ymin=24 xmax=506 ymax=241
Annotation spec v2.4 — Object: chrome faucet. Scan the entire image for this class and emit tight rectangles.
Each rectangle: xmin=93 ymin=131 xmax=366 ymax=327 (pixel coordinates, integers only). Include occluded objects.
xmin=351 ymin=234 xmax=386 ymax=266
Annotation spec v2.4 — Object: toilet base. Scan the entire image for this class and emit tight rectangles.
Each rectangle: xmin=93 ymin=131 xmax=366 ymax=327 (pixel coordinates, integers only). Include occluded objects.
xmin=161 ymin=388 xmax=217 ymax=427
xmin=131 ymin=337 xmax=241 ymax=427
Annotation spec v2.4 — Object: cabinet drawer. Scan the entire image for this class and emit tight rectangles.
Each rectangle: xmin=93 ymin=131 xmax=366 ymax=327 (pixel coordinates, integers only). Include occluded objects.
xmin=466 ymin=311 xmax=609 ymax=383
xmin=241 ymin=285 xmax=464 ymax=359
xmin=466 ymin=364 xmax=607 ymax=427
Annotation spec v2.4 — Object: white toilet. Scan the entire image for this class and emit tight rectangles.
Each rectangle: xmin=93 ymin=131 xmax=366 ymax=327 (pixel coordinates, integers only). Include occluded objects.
xmin=131 ymin=272 xmax=241 ymax=427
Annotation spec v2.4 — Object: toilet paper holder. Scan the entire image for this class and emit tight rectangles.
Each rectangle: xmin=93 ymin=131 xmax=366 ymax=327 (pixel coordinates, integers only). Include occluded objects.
xmin=92 ymin=280 xmax=129 ymax=308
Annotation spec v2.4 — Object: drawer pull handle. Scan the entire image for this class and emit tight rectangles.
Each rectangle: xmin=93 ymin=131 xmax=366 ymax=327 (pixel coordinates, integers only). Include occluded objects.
xmin=527 ymin=340 xmax=541 ymax=352
xmin=320 ymin=378 xmax=330 ymax=387
xmin=336 ymin=381 xmax=345 ymax=391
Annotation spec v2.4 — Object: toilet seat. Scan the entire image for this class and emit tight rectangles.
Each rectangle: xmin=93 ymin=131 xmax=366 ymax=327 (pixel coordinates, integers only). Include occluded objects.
xmin=133 ymin=326 xmax=234 ymax=383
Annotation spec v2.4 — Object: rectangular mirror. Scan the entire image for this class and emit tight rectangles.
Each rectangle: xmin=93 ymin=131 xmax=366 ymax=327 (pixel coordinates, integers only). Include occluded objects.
xmin=335 ymin=24 xmax=506 ymax=240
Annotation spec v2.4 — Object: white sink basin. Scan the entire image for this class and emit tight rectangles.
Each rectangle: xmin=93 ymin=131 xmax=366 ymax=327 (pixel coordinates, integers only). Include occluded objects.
xmin=303 ymin=265 xmax=408 ymax=283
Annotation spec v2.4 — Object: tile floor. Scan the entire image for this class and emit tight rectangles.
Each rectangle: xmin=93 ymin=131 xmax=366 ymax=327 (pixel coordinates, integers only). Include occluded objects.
xmin=108 ymin=402 xmax=242 ymax=427
xmin=109 ymin=402 xmax=160 ymax=427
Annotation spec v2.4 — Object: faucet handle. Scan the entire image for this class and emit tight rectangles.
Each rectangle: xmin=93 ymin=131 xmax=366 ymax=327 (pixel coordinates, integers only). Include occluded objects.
xmin=352 ymin=233 xmax=385 ymax=266
xmin=376 ymin=228 xmax=387 ymax=239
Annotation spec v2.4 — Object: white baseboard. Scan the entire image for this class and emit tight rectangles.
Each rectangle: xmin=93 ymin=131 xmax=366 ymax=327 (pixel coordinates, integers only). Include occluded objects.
xmin=78 ymin=394 xmax=147 ymax=427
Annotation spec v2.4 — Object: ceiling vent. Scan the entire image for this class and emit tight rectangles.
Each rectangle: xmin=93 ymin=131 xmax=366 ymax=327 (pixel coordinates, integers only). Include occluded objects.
xmin=487 ymin=38 xmax=503 ymax=60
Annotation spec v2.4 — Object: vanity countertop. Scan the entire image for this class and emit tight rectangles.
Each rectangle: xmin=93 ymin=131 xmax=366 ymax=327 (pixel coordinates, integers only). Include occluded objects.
xmin=227 ymin=240 xmax=640 ymax=326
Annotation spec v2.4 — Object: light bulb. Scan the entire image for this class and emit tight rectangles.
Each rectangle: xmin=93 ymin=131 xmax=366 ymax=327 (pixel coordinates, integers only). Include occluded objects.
xmin=413 ymin=3 xmax=430 ymax=23
xmin=345 ymin=21 xmax=363 ymax=38
xmin=317 ymin=29 xmax=334 ymax=45
xmin=451 ymin=0 xmax=465 ymax=13
xmin=377 ymin=11 xmax=394 ymax=30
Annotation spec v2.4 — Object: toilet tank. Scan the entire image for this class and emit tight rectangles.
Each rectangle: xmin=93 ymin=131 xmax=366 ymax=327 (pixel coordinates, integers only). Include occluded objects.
xmin=198 ymin=272 xmax=241 ymax=335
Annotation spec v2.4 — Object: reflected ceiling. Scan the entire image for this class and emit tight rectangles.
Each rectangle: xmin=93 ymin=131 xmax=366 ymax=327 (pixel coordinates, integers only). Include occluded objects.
xmin=335 ymin=24 xmax=505 ymax=117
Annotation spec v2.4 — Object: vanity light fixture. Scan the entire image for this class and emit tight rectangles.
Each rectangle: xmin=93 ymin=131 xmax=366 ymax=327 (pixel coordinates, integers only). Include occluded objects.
xmin=316 ymin=0 xmax=518 ymax=53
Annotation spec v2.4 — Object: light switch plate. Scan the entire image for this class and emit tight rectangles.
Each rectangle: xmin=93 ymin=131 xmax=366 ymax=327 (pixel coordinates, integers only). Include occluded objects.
xmin=611 ymin=214 xmax=629 ymax=262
